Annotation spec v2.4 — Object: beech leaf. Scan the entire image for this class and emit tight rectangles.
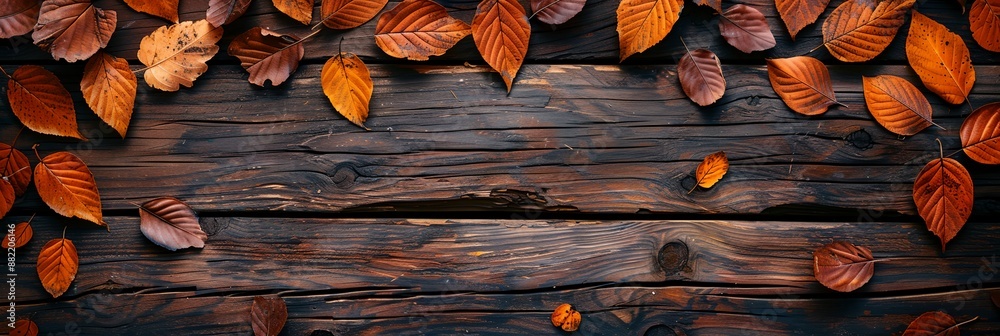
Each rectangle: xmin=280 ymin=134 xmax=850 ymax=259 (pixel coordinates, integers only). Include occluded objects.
xmin=530 ymin=0 xmax=586 ymax=25
xmin=34 ymin=151 xmax=104 ymax=226
xmin=0 ymin=142 xmax=32 ymax=196
xmin=251 ymin=296 xmax=288 ymax=336
xmin=0 ymin=0 xmax=40 ymax=39
xmin=902 ymin=311 xmax=978 ymax=336
xmin=321 ymin=0 xmax=389 ymax=29
xmin=719 ymin=4 xmax=776 ymax=53
xmin=207 ymin=0 xmax=253 ymax=27
xmin=81 ymin=51 xmax=137 ymax=138
xmin=617 ymin=0 xmax=684 ymax=61
xmin=274 ymin=0 xmax=313 ymax=25
xmin=0 ymin=179 xmax=13 ymax=219
xmin=913 ymin=156 xmax=973 ymax=251
xmin=6 ymin=65 xmax=86 ymax=140
xmin=10 ymin=319 xmax=38 ymax=336
xmin=821 ymin=0 xmax=914 ymax=63
xmin=970 ymin=0 xmax=1000 ymax=53
xmin=767 ymin=56 xmax=841 ymax=116
xmin=813 ymin=241 xmax=875 ymax=292
xmin=228 ymin=27 xmax=305 ymax=86
xmin=906 ymin=11 xmax=976 ymax=105
xmin=775 ymin=0 xmax=829 ymax=40
xmin=32 ymin=0 xmax=117 ymax=62
xmin=36 ymin=237 xmax=78 ymax=298
xmin=961 ymin=102 xmax=1000 ymax=164
xmin=690 ymin=151 xmax=728 ymax=193
xmin=122 ymin=0 xmax=178 ymax=23
xmin=137 ymin=20 xmax=223 ymax=91
xmin=375 ymin=0 xmax=471 ymax=61
xmin=139 ymin=197 xmax=208 ymax=251
xmin=472 ymin=0 xmax=531 ymax=92
xmin=692 ymin=0 xmax=720 ymax=12
xmin=862 ymin=75 xmax=936 ymax=136
xmin=321 ymin=53 xmax=373 ymax=129
xmin=10 ymin=221 xmax=33 ymax=249
xmin=677 ymin=48 xmax=725 ymax=106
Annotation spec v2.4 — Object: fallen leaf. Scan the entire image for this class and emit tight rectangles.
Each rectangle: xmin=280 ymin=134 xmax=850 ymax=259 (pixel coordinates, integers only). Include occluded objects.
xmin=81 ymin=51 xmax=137 ymax=138
xmin=36 ymin=237 xmax=78 ymax=298
xmin=692 ymin=0 xmax=720 ymax=12
xmin=813 ymin=241 xmax=875 ymax=292
xmin=0 ymin=0 xmax=40 ymax=38
xmin=10 ymin=220 xmax=33 ymax=249
xmin=138 ymin=197 xmax=208 ymax=251
xmin=321 ymin=53 xmax=373 ymax=129
xmin=907 ymin=11 xmax=976 ymax=105
xmin=970 ymin=0 xmax=1000 ymax=52
xmin=767 ymin=56 xmax=840 ymax=116
xmin=228 ymin=27 xmax=305 ymax=86
xmin=862 ymin=75 xmax=936 ymax=136
xmin=960 ymin=102 xmax=1000 ymax=164
xmin=0 ymin=180 xmax=13 ymax=219
xmin=0 ymin=142 xmax=32 ymax=196
xmin=775 ymin=0 xmax=829 ymax=40
xmin=10 ymin=319 xmax=38 ymax=336
xmin=903 ymin=311 xmax=978 ymax=336
xmin=273 ymin=0 xmax=312 ymax=25
xmin=251 ymin=296 xmax=288 ymax=336
xmin=719 ymin=4 xmax=776 ymax=53
xmin=6 ymin=65 xmax=86 ymax=140
xmin=122 ymin=0 xmax=178 ymax=23
xmin=472 ymin=0 xmax=531 ymax=92
xmin=320 ymin=0 xmax=389 ymax=29
xmin=677 ymin=48 xmax=725 ymax=106
xmin=137 ymin=20 xmax=223 ymax=91
xmin=530 ymin=0 xmax=586 ymax=25
xmin=34 ymin=150 xmax=104 ymax=226
xmin=32 ymin=0 xmax=117 ymax=62
xmin=913 ymin=155 xmax=973 ymax=251
xmin=690 ymin=151 xmax=728 ymax=193
xmin=617 ymin=0 xmax=684 ymax=61
xmin=550 ymin=303 xmax=582 ymax=332
xmin=375 ymin=0 xmax=471 ymax=61
xmin=207 ymin=0 xmax=253 ymax=27
xmin=821 ymin=0 xmax=914 ymax=62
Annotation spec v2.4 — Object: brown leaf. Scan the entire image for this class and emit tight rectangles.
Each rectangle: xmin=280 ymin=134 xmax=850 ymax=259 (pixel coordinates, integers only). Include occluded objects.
xmin=0 ymin=179 xmax=13 ymax=219
xmin=139 ymin=197 xmax=208 ymax=251
xmin=530 ymin=0 xmax=586 ymax=25
xmin=970 ymin=0 xmax=1000 ymax=52
xmin=321 ymin=53 xmax=373 ymax=129
xmin=32 ymin=0 xmax=117 ymax=62
xmin=692 ymin=0 xmax=720 ymax=12
xmin=10 ymin=319 xmax=38 ymax=336
xmin=617 ymin=0 xmax=684 ymax=61
xmin=375 ymin=0 xmax=471 ymax=61
xmin=81 ymin=51 xmax=137 ymax=138
xmin=137 ymin=20 xmax=223 ymax=91
xmin=766 ymin=56 xmax=840 ymax=116
xmin=34 ymin=151 xmax=104 ymax=226
xmin=228 ymin=27 xmax=305 ymax=86
xmin=907 ymin=11 xmax=976 ymax=105
xmin=274 ymin=0 xmax=312 ymax=25
xmin=862 ymin=75 xmax=936 ymax=136
xmin=813 ymin=241 xmax=875 ymax=292
xmin=719 ymin=4 xmax=776 ymax=53
xmin=677 ymin=48 xmax=725 ymax=106
xmin=251 ymin=296 xmax=288 ymax=336
xmin=902 ymin=311 xmax=978 ymax=336
xmin=10 ymin=220 xmax=34 ymax=249
xmin=550 ymin=303 xmax=581 ymax=332
xmin=821 ymin=0 xmax=914 ymax=62
xmin=36 ymin=237 xmax=78 ymax=298
xmin=207 ymin=0 xmax=253 ymax=27
xmin=775 ymin=0 xmax=829 ymax=40
xmin=321 ymin=0 xmax=389 ymax=29
xmin=961 ymin=102 xmax=1000 ymax=164
xmin=0 ymin=0 xmax=40 ymax=38
xmin=123 ymin=0 xmax=178 ymax=23
xmin=0 ymin=142 xmax=32 ymax=196
xmin=690 ymin=151 xmax=728 ymax=193
xmin=913 ymin=157 xmax=973 ymax=251
xmin=6 ymin=65 xmax=86 ymax=140
xmin=472 ymin=0 xmax=530 ymax=92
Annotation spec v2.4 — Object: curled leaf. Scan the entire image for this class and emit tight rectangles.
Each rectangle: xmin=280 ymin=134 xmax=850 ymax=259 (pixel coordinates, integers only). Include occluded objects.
xmin=970 ymin=0 xmax=1000 ymax=52
xmin=81 ymin=51 xmax=137 ymax=138
xmin=862 ymin=75 xmax=935 ymax=136
xmin=251 ymin=296 xmax=288 ymax=336
xmin=690 ymin=151 xmax=728 ymax=193
xmin=719 ymin=4 xmax=776 ymax=53
xmin=321 ymin=0 xmax=389 ymax=29
xmin=813 ymin=241 xmax=875 ymax=292
xmin=34 ymin=151 xmax=104 ymax=226
xmin=375 ymin=0 xmax=471 ymax=61
xmin=137 ymin=20 xmax=223 ymax=91
xmin=902 ymin=311 xmax=978 ymax=336
xmin=472 ymin=0 xmax=531 ymax=92
xmin=906 ymin=11 xmax=975 ymax=105
xmin=321 ymin=53 xmax=373 ymax=129
xmin=139 ymin=197 xmax=208 ymax=251
xmin=821 ymin=0 xmax=913 ymax=63
xmin=913 ymin=157 xmax=973 ymax=251
xmin=617 ymin=0 xmax=684 ymax=61
xmin=122 ymin=0 xmax=178 ymax=23
xmin=0 ymin=0 xmax=40 ymax=38
xmin=228 ymin=27 xmax=305 ymax=86
xmin=6 ymin=65 xmax=86 ymax=140
xmin=274 ymin=0 xmax=312 ymax=25
xmin=36 ymin=237 xmax=78 ymax=298
xmin=961 ymin=102 xmax=1000 ymax=164
xmin=677 ymin=48 xmax=725 ymax=106
xmin=530 ymin=0 xmax=586 ymax=25
xmin=550 ymin=303 xmax=581 ymax=332
xmin=207 ymin=0 xmax=253 ymax=27
xmin=775 ymin=0 xmax=829 ymax=40
xmin=767 ymin=56 xmax=840 ymax=116
xmin=0 ymin=142 xmax=32 ymax=196
xmin=32 ymin=0 xmax=117 ymax=62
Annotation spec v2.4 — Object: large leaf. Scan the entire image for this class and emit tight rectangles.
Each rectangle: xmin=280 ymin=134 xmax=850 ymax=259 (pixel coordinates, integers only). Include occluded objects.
xmin=122 ymin=0 xmax=178 ymax=23
xmin=207 ymin=0 xmax=253 ymax=27
xmin=530 ymin=0 xmax=586 ymax=25
xmin=0 ymin=142 xmax=32 ymax=196
xmin=321 ymin=53 xmax=373 ymax=129
xmin=617 ymin=0 xmax=684 ymax=61
xmin=6 ymin=65 xmax=86 ymax=140
xmin=36 ymin=237 xmax=78 ymax=298
xmin=375 ymin=0 xmax=471 ymax=61
xmin=913 ymin=157 xmax=973 ymax=251
xmin=0 ymin=0 xmax=40 ymax=38
xmin=689 ymin=151 xmax=728 ymax=193
xmin=960 ymin=102 xmax=1000 ymax=164
xmin=902 ymin=311 xmax=978 ymax=336
xmin=821 ymin=0 xmax=914 ymax=62
xmin=906 ymin=11 xmax=976 ymax=105
xmin=766 ymin=56 xmax=840 ymax=116
xmin=970 ymin=0 xmax=1000 ymax=52
xmin=775 ymin=0 xmax=829 ymax=40
xmin=320 ymin=0 xmax=389 ymax=29
xmin=137 ymin=20 xmax=223 ymax=91
xmin=228 ymin=27 xmax=305 ymax=86
xmin=81 ymin=51 xmax=137 ymax=138
xmin=719 ymin=4 xmax=775 ymax=53
xmin=677 ymin=48 xmax=725 ymax=106
xmin=813 ymin=241 xmax=874 ymax=292
xmin=138 ymin=197 xmax=208 ymax=251
xmin=251 ymin=296 xmax=288 ymax=336
xmin=472 ymin=0 xmax=530 ymax=92
xmin=34 ymin=151 xmax=104 ymax=226
xmin=273 ymin=0 xmax=312 ymax=25
xmin=32 ymin=0 xmax=117 ymax=62
xmin=862 ymin=75 xmax=936 ymax=136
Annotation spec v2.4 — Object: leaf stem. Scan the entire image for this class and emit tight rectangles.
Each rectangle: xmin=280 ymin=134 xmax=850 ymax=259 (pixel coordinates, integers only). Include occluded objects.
xmin=0 ymin=65 xmax=9 ymax=79
xmin=31 ymin=143 xmax=42 ymax=162
xmin=935 ymin=138 xmax=944 ymax=159
xmin=953 ymin=316 xmax=979 ymax=329
xmin=10 ymin=126 xmax=24 ymax=148
xmin=528 ymin=0 xmax=561 ymax=21
xmin=61 ymin=226 xmax=67 ymax=240
xmin=26 ymin=213 xmax=35 ymax=224
xmin=808 ymin=43 xmax=825 ymax=55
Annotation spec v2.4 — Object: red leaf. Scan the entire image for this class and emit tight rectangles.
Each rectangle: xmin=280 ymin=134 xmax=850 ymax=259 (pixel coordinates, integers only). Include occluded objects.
xmin=34 ymin=151 xmax=104 ymax=226
xmin=207 ymin=0 xmax=253 ymax=27
xmin=374 ymin=0 xmax=471 ymax=61
xmin=228 ymin=27 xmax=305 ymax=86
xmin=677 ymin=48 xmax=725 ymax=106
xmin=10 ymin=318 xmax=38 ymax=336
xmin=530 ymin=0 xmax=586 ymax=25
xmin=0 ymin=0 xmax=40 ymax=39
xmin=719 ymin=4 xmax=776 ymax=53
xmin=913 ymin=157 xmax=973 ymax=251
xmin=251 ymin=296 xmax=288 ymax=336
xmin=138 ymin=197 xmax=208 ymax=251
xmin=32 ymin=0 xmax=117 ymax=62
xmin=902 ymin=311 xmax=978 ymax=336
xmin=6 ymin=66 xmax=86 ymax=140
xmin=472 ymin=0 xmax=531 ymax=92
xmin=0 ymin=142 xmax=32 ymax=196
xmin=961 ymin=102 xmax=1000 ymax=164
xmin=813 ymin=241 xmax=875 ymax=292
xmin=775 ymin=0 xmax=829 ymax=40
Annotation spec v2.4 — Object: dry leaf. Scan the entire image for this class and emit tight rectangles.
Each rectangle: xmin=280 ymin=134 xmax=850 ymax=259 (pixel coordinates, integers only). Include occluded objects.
xmin=862 ymin=75 xmax=936 ymax=136
xmin=677 ymin=48 xmax=725 ymax=106
xmin=139 ymin=197 xmax=208 ymax=251
xmin=692 ymin=0 xmax=720 ymax=12
xmin=961 ymin=102 xmax=1000 ymax=164
xmin=775 ymin=0 xmax=829 ymax=40
xmin=251 ymin=296 xmax=288 ymax=336
xmin=207 ymin=0 xmax=253 ymax=27
xmin=81 ymin=51 xmax=137 ymax=138
xmin=472 ymin=0 xmax=531 ymax=92
xmin=970 ymin=0 xmax=1000 ymax=52
xmin=690 ymin=151 xmax=728 ymax=193
xmin=228 ymin=27 xmax=305 ymax=86
xmin=6 ymin=65 xmax=86 ymax=140
xmin=138 ymin=20 xmax=223 ymax=91
xmin=813 ymin=241 xmax=875 ymax=292
xmin=321 ymin=0 xmax=389 ymax=29
xmin=0 ymin=0 xmax=40 ymax=38
xmin=719 ymin=4 xmax=776 ymax=53
xmin=375 ymin=0 xmax=471 ymax=61
xmin=907 ymin=11 xmax=976 ymax=105
xmin=550 ymin=303 xmax=581 ymax=332
xmin=32 ymin=0 xmax=117 ymax=62
xmin=321 ymin=53 xmax=373 ymax=129
xmin=821 ymin=0 xmax=914 ymax=62
xmin=902 ymin=311 xmax=978 ymax=336
xmin=274 ymin=0 xmax=312 ymax=25
xmin=10 ymin=220 xmax=33 ymax=249
xmin=37 ymin=237 xmax=78 ymax=298
xmin=123 ymin=0 xmax=178 ymax=23
xmin=767 ymin=56 xmax=840 ymax=116
xmin=913 ymin=156 xmax=973 ymax=251
xmin=10 ymin=319 xmax=38 ymax=336
xmin=617 ymin=0 xmax=684 ymax=61
xmin=0 ymin=180 xmax=13 ymax=219
xmin=0 ymin=142 xmax=32 ymax=196
xmin=530 ymin=0 xmax=586 ymax=25
xmin=34 ymin=151 xmax=104 ymax=226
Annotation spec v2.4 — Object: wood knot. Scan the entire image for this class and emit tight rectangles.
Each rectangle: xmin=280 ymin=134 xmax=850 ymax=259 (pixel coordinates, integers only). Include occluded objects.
xmin=845 ymin=128 xmax=874 ymax=150
xmin=330 ymin=163 xmax=359 ymax=189
xmin=644 ymin=324 xmax=683 ymax=336
xmin=657 ymin=242 xmax=689 ymax=275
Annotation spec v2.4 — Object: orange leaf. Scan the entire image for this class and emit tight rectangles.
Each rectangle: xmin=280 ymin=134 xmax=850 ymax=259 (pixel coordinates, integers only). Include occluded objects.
xmin=906 ymin=11 xmax=976 ymax=105
xmin=320 ymin=0 xmax=389 ymax=29
xmin=775 ymin=0 xmax=829 ymax=40
xmin=767 ymin=56 xmax=841 ymax=116
xmin=913 ymin=157 xmax=973 ymax=251
xmin=139 ymin=197 xmax=208 ymax=251
xmin=207 ymin=0 xmax=253 ymax=27
xmin=6 ymin=65 xmax=86 ymax=140
xmin=0 ymin=0 xmax=40 ymax=39
xmin=137 ymin=20 xmax=223 ymax=91
xmin=123 ymin=0 xmax=178 ymax=23
xmin=34 ymin=151 xmax=104 ymax=226
xmin=228 ymin=27 xmax=305 ymax=86
xmin=273 ymin=0 xmax=312 ymax=25
xmin=690 ymin=151 xmax=728 ymax=193
xmin=719 ymin=4 xmax=775 ymax=53
xmin=530 ymin=0 xmax=586 ymax=25
xmin=902 ymin=311 xmax=978 ymax=336
xmin=0 ymin=142 xmax=32 ymax=196
xmin=617 ymin=0 xmax=684 ymax=61
xmin=550 ymin=303 xmax=581 ymax=332
xmin=692 ymin=0 xmax=720 ymax=12
xmin=813 ymin=241 xmax=875 ymax=292
xmin=31 ymin=0 xmax=117 ymax=62
xmin=321 ymin=53 xmax=373 ymax=129
xmin=970 ymin=0 xmax=1000 ymax=52
xmin=472 ymin=0 xmax=530 ymax=92
xmin=9 ymin=220 xmax=34 ymax=249
xmin=36 ymin=237 xmax=78 ymax=298
xmin=960 ymin=102 xmax=1000 ymax=164
xmin=251 ymin=296 xmax=288 ymax=336
xmin=821 ymin=0 xmax=914 ymax=62
xmin=862 ymin=75 xmax=936 ymax=136
xmin=0 ymin=179 xmax=13 ymax=219
xmin=10 ymin=318 xmax=38 ymax=336
xmin=375 ymin=0 xmax=471 ymax=61
xmin=677 ymin=48 xmax=725 ymax=106
xmin=81 ymin=51 xmax=137 ymax=138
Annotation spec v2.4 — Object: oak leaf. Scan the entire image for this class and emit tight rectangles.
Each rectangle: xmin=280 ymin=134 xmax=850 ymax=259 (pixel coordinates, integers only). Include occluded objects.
xmin=767 ymin=56 xmax=841 ymax=116
xmin=775 ymin=0 xmax=829 ymax=40
xmin=960 ymin=102 xmax=1000 ymax=164
xmin=81 ymin=51 xmax=137 ymax=138
xmin=617 ymin=0 xmax=684 ymax=61
xmin=692 ymin=0 xmax=720 ymax=12
xmin=34 ymin=150 xmax=104 ymax=226
xmin=137 ymin=20 xmax=223 ymax=91
xmin=530 ymin=0 xmax=586 ymax=25
xmin=123 ymin=0 xmax=178 ymax=23
xmin=472 ymin=0 xmax=530 ymax=92
xmin=970 ymin=0 xmax=1000 ymax=52
xmin=821 ymin=0 xmax=914 ymax=62
xmin=36 ymin=237 xmax=78 ymax=298
xmin=550 ymin=303 xmax=581 ymax=332
xmin=139 ymin=197 xmax=208 ymax=251
xmin=207 ymin=0 xmax=253 ymax=27
xmin=10 ymin=319 xmax=38 ymax=336
xmin=228 ymin=27 xmax=305 ymax=86
xmin=321 ymin=0 xmax=389 ymax=29
xmin=902 ymin=311 xmax=978 ymax=336
xmin=32 ymin=0 xmax=117 ymax=62
xmin=677 ymin=48 xmax=725 ymax=106
xmin=913 ymin=156 xmax=973 ymax=251
xmin=813 ymin=241 xmax=874 ymax=292
xmin=0 ymin=0 xmax=40 ymax=38
xmin=6 ymin=65 xmax=86 ymax=140
xmin=906 ymin=11 xmax=975 ymax=105
xmin=375 ymin=0 xmax=471 ymax=61
xmin=251 ymin=296 xmax=288 ymax=336
xmin=719 ymin=4 xmax=775 ymax=53
xmin=0 ymin=142 xmax=32 ymax=196
xmin=862 ymin=75 xmax=937 ymax=136
xmin=274 ymin=0 xmax=312 ymax=25
xmin=321 ymin=53 xmax=373 ymax=129
xmin=689 ymin=151 xmax=728 ymax=193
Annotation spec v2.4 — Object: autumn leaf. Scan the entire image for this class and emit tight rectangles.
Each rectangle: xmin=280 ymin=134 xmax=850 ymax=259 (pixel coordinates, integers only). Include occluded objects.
xmin=0 ymin=0 xmax=40 ymax=39
xmin=320 ymin=0 xmax=389 ymax=29
xmin=10 ymin=318 xmax=38 ymax=336
xmin=207 ymin=0 xmax=253 ymax=27
xmin=907 ymin=11 xmax=976 ymax=105
xmin=5 ymin=65 xmax=86 ymax=140
xmin=0 ymin=142 xmax=32 ymax=196
xmin=530 ymin=0 xmax=586 ymax=25
xmin=960 ymin=102 xmax=1000 ymax=164
xmin=970 ymin=0 xmax=1000 ymax=52
xmin=767 ymin=56 xmax=841 ymax=116
xmin=617 ymin=0 xmax=684 ymax=61
xmin=472 ymin=0 xmax=530 ymax=92
xmin=0 ymin=180 xmax=13 ymax=219
xmin=37 ymin=237 xmax=78 ymax=298
xmin=321 ymin=53 xmax=373 ymax=129
xmin=775 ymin=0 xmax=829 ymax=40
xmin=122 ymin=0 xmax=178 ymax=23
xmin=862 ymin=75 xmax=937 ymax=136
xmin=34 ymin=150 xmax=104 ymax=226
xmin=902 ymin=311 xmax=978 ymax=336
xmin=228 ymin=27 xmax=305 ymax=86
xmin=32 ymin=0 xmax=117 ymax=62
xmin=137 ymin=20 xmax=223 ymax=91
xmin=692 ymin=0 xmax=720 ymax=12
xmin=274 ymin=0 xmax=312 ymax=25
xmin=813 ymin=241 xmax=875 ymax=292
xmin=138 ymin=197 xmax=208 ymax=251
xmin=913 ymin=153 xmax=973 ymax=252
xmin=374 ymin=0 xmax=471 ymax=61
xmin=251 ymin=296 xmax=288 ymax=336
xmin=10 ymin=219 xmax=33 ymax=249
xmin=81 ymin=51 xmax=137 ymax=138
xmin=677 ymin=47 xmax=725 ymax=106
xmin=821 ymin=0 xmax=914 ymax=63
xmin=689 ymin=151 xmax=728 ymax=193
xmin=719 ymin=4 xmax=776 ymax=53
xmin=550 ymin=303 xmax=581 ymax=332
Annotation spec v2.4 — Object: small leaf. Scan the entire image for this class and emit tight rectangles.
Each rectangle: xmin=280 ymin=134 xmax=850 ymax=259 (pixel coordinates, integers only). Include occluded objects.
xmin=321 ymin=53 xmax=373 ymax=129
xmin=775 ymin=0 xmax=829 ymax=40
xmin=122 ymin=0 xmax=178 ymax=23
xmin=251 ymin=296 xmax=288 ymax=336
xmin=719 ymin=4 xmax=776 ymax=53
xmin=321 ymin=0 xmax=389 ymax=29
xmin=7 ymin=65 xmax=86 ymax=140
xmin=228 ymin=27 xmax=305 ymax=86
xmin=0 ymin=0 xmax=40 ymax=39
xmin=902 ymin=311 xmax=978 ymax=336
xmin=81 ymin=51 xmax=137 ymax=138
xmin=821 ymin=0 xmax=913 ymax=63
xmin=139 ymin=197 xmax=208 ymax=251
xmin=0 ymin=142 xmax=32 ymax=196
xmin=36 ymin=237 xmax=78 ymax=298
xmin=8 ymin=220 xmax=34 ymax=249
xmin=0 ymin=180 xmax=13 ymax=219
xmin=690 ymin=151 xmax=728 ymax=193
xmin=34 ymin=151 xmax=104 ymax=226
xmin=32 ymin=0 xmax=117 ymax=62
xmin=692 ymin=0 xmax=720 ymax=12
xmin=617 ymin=0 xmax=684 ymax=61
xmin=473 ymin=0 xmax=531 ymax=92
xmin=961 ymin=102 xmax=1000 ymax=164
xmin=375 ymin=0 xmax=471 ymax=61
xmin=767 ymin=56 xmax=840 ymax=116
xmin=273 ymin=0 xmax=313 ymax=25
xmin=907 ymin=11 xmax=976 ymax=105
xmin=677 ymin=48 xmax=725 ymax=106
xmin=10 ymin=318 xmax=39 ymax=336
xmin=813 ymin=241 xmax=875 ymax=292
xmin=913 ymin=157 xmax=973 ymax=251
xmin=862 ymin=75 xmax=935 ymax=136
xmin=207 ymin=0 xmax=253 ymax=27
xmin=970 ymin=0 xmax=1000 ymax=52
xmin=550 ymin=303 xmax=581 ymax=332
xmin=137 ymin=20 xmax=223 ymax=91
xmin=530 ymin=0 xmax=586 ymax=25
